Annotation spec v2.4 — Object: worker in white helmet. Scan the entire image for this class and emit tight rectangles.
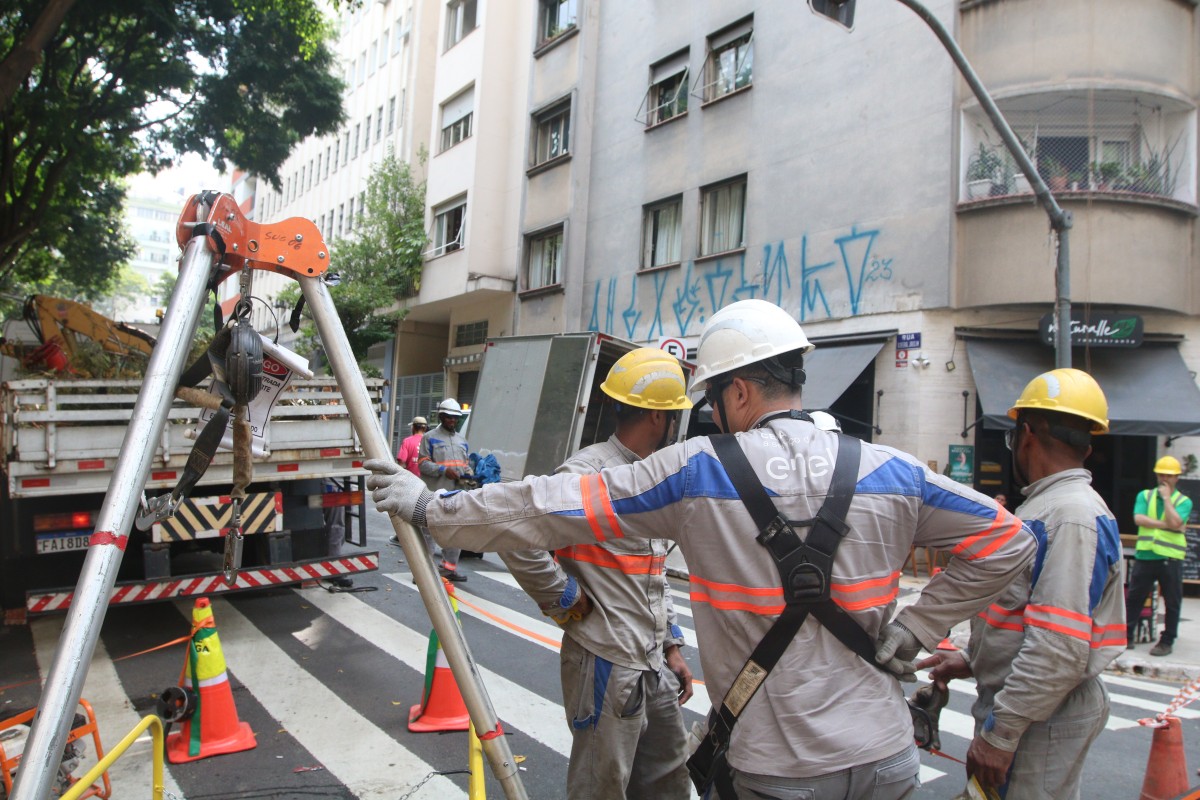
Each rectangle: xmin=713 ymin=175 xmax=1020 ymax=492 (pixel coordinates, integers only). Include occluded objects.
xmin=366 ymin=300 xmax=1034 ymax=798
xmin=416 ymin=398 xmax=471 ymax=581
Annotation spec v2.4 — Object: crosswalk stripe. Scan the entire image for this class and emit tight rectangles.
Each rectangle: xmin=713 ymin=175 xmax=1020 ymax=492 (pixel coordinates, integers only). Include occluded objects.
xmin=197 ymin=597 xmax=457 ymax=799
xmin=1103 ymin=673 xmax=1187 ymax=697
xmin=31 ymin=617 xmax=187 ymax=799
xmin=308 ymin=579 xmax=575 ymax=758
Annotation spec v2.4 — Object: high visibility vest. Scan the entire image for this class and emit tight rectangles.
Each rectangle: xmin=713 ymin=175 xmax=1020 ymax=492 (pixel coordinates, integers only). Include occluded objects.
xmin=1135 ymin=489 xmax=1188 ymax=560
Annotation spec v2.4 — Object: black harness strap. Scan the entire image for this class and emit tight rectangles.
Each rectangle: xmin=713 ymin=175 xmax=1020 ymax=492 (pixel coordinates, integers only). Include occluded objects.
xmin=688 ymin=431 xmax=860 ymax=798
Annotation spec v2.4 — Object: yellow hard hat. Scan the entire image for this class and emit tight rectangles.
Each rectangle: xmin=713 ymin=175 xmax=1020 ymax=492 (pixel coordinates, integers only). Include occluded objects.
xmin=601 ymin=348 xmax=694 ymax=411
xmin=1008 ymin=368 xmax=1109 ymax=433
xmin=1154 ymin=455 xmax=1182 ymax=475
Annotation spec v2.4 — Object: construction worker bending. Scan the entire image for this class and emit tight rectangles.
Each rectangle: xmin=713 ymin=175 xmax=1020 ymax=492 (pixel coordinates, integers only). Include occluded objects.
xmin=366 ymin=299 xmax=1035 ymax=799
xmin=919 ymin=369 xmax=1126 ymax=799
xmin=500 ymin=348 xmax=694 ymax=800
xmin=417 ymin=398 xmax=471 ymax=582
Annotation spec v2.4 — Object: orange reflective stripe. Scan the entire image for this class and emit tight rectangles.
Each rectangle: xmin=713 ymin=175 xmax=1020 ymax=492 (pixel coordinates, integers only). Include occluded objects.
xmin=689 ymin=590 xmax=785 ymax=615
xmin=952 ymin=510 xmax=1022 ymax=560
xmin=438 ymin=460 xmax=469 ymax=468
xmin=1025 ymin=616 xmax=1091 ymax=641
xmin=1091 ymin=623 xmax=1127 ymax=649
xmin=594 ymin=474 xmax=625 ymax=540
xmin=979 ymin=603 xmax=1025 ymax=632
xmin=831 ymin=571 xmax=901 ymax=611
xmin=579 ymin=475 xmax=607 ymax=543
xmin=1026 ymin=603 xmax=1090 ymax=625
xmin=690 ymin=574 xmax=784 ymax=598
xmin=1024 ymin=605 xmax=1091 ymax=641
xmin=557 ymin=544 xmax=664 ymax=575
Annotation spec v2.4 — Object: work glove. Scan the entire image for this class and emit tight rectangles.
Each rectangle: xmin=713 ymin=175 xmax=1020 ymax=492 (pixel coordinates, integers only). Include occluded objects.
xmin=875 ymin=620 xmax=922 ymax=682
xmin=545 ymin=576 xmax=594 ymax=626
xmin=364 ymin=458 xmax=433 ymax=525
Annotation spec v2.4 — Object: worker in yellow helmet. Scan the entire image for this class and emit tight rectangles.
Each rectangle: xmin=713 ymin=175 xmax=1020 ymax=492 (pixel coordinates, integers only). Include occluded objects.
xmin=1126 ymin=454 xmax=1193 ymax=657
xmin=920 ymin=368 xmax=1126 ymax=797
xmin=500 ymin=347 xmax=695 ymax=800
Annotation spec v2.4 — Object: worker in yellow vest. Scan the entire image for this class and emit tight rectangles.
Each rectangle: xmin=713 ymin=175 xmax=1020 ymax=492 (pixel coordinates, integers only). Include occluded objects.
xmin=1125 ymin=455 xmax=1193 ymax=657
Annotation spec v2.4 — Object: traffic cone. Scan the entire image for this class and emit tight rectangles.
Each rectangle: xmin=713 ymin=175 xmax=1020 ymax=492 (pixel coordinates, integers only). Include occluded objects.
xmin=1139 ymin=716 xmax=1189 ymax=800
xmin=166 ymin=597 xmax=256 ymax=763
xmin=409 ymin=579 xmax=471 ymax=732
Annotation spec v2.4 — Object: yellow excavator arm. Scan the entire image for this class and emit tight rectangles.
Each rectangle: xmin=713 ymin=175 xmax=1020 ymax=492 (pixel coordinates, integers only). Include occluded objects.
xmin=21 ymin=295 xmax=157 ymax=358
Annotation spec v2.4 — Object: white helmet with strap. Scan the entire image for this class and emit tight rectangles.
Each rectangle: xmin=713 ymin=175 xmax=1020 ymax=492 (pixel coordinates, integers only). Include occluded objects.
xmin=690 ymin=300 xmax=814 ymax=393
xmin=437 ymin=398 xmax=464 ymax=417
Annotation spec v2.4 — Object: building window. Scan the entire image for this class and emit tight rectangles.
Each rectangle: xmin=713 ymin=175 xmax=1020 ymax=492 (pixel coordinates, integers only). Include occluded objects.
xmin=347 ymin=198 xmax=355 ymax=232
xmin=642 ymin=196 xmax=682 ymax=268
xmin=641 ymin=50 xmax=688 ymax=126
xmin=531 ymin=100 xmax=570 ymax=167
xmin=430 ymin=198 xmax=467 ymax=257
xmin=526 ymin=226 xmax=563 ymax=290
xmin=364 ymin=115 xmax=372 ymax=147
xmin=379 ymin=28 xmax=389 ymax=67
xmin=387 ymin=96 xmax=397 ymax=133
xmin=324 ymin=145 xmax=332 ymax=179
xmin=357 ymin=51 xmax=367 ymax=85
xmin=352 ymin=124 xmax=360 ymax=158
xmin=700 ymin=176 xmax=746 ymax=256
xmin=342 ymin=132 xmax=350 ymax=165
xmin=440 ymin=86 xmax=474 ymax=152
xmin=368 ymin=40 xmax=377 ymax=75
xmin=376 ymin=106 xmax=384 ymax=142
xmin=337 ymin=204 xmax=345 ymax=235
xmin=393 ymin=16 xmax=406 ymax=54
xmin=701 ymin=17 xmax=753 ymax=102
xmin=455 ymin=320 xmax=489 ymax=347
xmin=538 ymin=0 xmax=577 ymax=45
xmin=445 ymin=0 xmax=477 ymax=50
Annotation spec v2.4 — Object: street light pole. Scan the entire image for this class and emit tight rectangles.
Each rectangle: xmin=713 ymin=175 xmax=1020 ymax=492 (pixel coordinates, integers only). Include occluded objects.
xmin=811 ymin=0 xmax=1073 ymax=368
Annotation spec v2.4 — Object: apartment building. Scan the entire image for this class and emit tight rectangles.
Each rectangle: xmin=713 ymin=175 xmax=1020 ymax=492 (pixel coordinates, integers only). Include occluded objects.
xmin=523 ymin=0 xmax=1200 ymax=518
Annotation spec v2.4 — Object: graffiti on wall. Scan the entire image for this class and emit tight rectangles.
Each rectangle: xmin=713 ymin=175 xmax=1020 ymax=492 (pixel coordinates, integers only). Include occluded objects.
xmin=586 ymin=225 xmax=896 ymax=339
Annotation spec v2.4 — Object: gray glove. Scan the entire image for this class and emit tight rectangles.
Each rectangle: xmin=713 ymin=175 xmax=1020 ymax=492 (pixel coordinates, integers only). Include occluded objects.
xmin=364 ymin=458 xmax=433 ymax=525
xmin=875 ymin=620 xmax=921 ymax=682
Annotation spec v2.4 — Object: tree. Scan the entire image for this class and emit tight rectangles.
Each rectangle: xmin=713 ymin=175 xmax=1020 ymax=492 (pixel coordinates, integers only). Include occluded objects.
xmin=0 ymin=0 xmax=346 ymax=297
xmin=283 ymin=151 xmax=427 ymax=365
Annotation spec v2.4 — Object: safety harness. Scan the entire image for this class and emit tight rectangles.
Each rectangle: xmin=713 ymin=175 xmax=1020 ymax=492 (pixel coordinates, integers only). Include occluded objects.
xmin=688 ymin=411 xmax=940 ymax=797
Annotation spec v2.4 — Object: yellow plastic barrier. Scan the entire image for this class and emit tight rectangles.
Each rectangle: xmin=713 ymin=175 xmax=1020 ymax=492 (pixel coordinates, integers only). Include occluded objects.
xmin=60 ymin=715 xmax=164 ymax=800
xmin=468 ymin=722 xmax=486 ymax=799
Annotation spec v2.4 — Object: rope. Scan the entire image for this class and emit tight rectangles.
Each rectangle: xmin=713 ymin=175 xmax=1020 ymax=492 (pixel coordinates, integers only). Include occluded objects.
xmin=1139 ymin=673 xmax=1200 ymax=729
xmin=231 ymin=406 xmax=252 ymax=502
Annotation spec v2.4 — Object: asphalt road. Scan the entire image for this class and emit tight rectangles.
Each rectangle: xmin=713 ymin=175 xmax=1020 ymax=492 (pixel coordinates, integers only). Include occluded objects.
xmin=0 ymin=505 xmax=1194 ymax=799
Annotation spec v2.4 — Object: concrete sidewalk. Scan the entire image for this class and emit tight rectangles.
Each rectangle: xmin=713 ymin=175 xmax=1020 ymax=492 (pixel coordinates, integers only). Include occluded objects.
xmin=665 ymin=548 xmax=1200 ymax=684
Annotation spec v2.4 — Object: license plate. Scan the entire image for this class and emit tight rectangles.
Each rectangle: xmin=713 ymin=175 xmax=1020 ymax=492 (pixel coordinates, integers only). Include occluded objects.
xmin=36 ymin=532 xmax=91 ymax=554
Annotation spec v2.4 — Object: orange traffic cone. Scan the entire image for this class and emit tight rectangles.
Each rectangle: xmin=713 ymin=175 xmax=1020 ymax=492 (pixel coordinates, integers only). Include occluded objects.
xmin=1139 ymin=717 xmax=1189 ymax=800
xmin=409 ymin=579 xmax=471 ymax=732
xmin=928 ymin=568 xmax=958 ymax=651
xmin=166 ymin=597 xmax=257 ymax=763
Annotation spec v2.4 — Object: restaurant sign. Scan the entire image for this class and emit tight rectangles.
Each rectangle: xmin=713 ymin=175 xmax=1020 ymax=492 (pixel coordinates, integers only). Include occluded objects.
xmin=1038 ymin=310 xmax=1143 ymax=348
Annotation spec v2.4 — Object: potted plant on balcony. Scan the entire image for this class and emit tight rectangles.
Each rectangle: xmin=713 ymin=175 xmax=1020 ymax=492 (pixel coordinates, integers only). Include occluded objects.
xmin=1041 ymin=157 xmax=1069 ymax=192
xmin=966 ymin=143 xmax=1004 ymax=199
xmin=1093 ymin=161 xmax=1122 ymax=191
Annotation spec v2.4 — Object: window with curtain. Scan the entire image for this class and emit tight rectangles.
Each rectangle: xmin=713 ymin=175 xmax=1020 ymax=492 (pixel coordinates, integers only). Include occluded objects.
xmin=532 ymin=100 xmax=571 ymax=166
xmin=527 ymin=227 xmax=564 ymax=289
xmin=700 ymin=177 xmax=746 ymax=256
xmin=430 ymin=198 xmax=468 ymax=257
xmin=642 ymin=197 xmax=682 ymax=268
xmin=705 ymin=18 xmax=753 ymax=101
xmin=440 ymin=86 xmax=475 ymax=152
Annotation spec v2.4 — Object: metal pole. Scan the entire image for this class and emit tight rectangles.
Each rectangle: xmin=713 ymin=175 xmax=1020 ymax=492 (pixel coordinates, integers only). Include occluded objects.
xmin=11 ymin=216 xmax=215 ymax=800
xmin=892 ymin=0 xmax=1073 ymax=368
xmin=299 ymin=275 xmax=529 ymax=800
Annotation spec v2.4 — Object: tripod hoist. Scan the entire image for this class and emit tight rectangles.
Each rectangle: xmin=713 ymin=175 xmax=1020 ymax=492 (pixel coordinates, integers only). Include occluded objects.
xmin=10 ymin=191 xmax=529 ymax=800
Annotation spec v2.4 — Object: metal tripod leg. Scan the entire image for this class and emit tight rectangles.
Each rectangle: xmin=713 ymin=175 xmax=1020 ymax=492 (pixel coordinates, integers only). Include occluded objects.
xmin=300 ymin=275 xmax=529 ymax=800
xmin=11 ymin=219 xmax=217 ymax=800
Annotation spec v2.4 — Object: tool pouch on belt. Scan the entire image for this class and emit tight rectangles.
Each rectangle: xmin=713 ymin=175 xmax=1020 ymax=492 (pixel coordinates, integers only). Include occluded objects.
xmin=687 ymin=430 xmax=860 ymax=797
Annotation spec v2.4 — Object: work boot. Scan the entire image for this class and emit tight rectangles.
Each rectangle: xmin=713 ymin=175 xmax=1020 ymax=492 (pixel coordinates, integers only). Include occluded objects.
xmin=439 ymin=567 xmax=467 ymax=583
xmin=1150 ymin=640 xmax=1173 ymax=657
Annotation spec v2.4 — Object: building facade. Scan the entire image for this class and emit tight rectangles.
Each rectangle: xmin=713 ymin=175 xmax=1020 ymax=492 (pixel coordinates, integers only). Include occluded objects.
xmin=520 ymin=0 xmax=1200 ymax=520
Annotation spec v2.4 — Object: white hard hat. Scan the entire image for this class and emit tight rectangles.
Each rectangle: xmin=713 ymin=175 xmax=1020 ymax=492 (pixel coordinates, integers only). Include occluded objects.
xmin=809 ymin=410 xmax=842 ymax=432
xmin=690 ymin=300 xmax=814 ymax=393
xmin=411 ymin=416 xmax=428 ymax=426
xmin=437 ymin=398 xmax=463 ymax=417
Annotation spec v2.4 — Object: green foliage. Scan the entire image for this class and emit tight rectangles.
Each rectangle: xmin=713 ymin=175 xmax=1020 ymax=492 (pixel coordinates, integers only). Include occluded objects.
xmin=0 ymin=0 xmax=346 ymax=296
xmin=966 ymin=143 xmax=1003 ymax=182
xmin=287 ymin=151 xmax=427 ymax=368
xmin=153 ymin=270 xmax=217 ymax=343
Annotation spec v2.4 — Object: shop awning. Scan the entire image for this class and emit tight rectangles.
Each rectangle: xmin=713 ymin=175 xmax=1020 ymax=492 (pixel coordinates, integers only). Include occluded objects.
xmin=965 ymin=338 xmax=1200 ymax=436
xmin=802 ymin=340 xmax=886 ymax=410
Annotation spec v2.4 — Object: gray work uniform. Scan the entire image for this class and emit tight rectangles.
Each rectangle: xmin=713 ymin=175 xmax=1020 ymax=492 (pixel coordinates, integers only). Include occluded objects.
xmin=418 ymin=423 xmax=470 ymax=570
xmin=500 ymin=435 xmax=690 ymax=800
xmin=419 ymin=414 xmax=1035 ymax=789
xmin=967 ymin=468 xmax=1126 ymax=799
